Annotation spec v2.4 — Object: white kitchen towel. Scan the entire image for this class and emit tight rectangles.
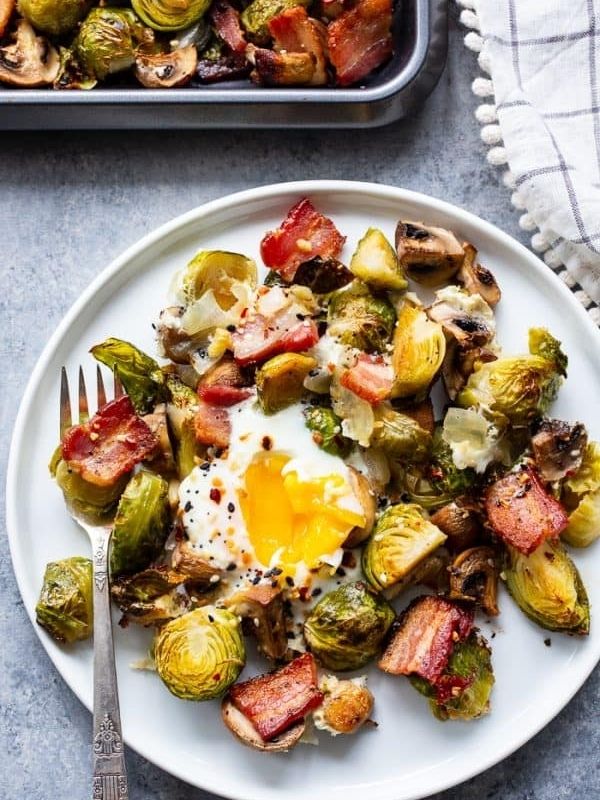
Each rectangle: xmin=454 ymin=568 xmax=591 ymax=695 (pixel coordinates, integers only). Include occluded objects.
xmin=458 ymin=0 xmax=600 ymax=324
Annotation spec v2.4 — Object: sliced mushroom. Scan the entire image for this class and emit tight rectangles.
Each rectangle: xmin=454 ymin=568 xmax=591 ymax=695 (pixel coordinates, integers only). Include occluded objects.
xmin=156 ymin=306 xmax=201 ymax=364
xmin=430 ymin=498 xmax=481 ymax=552
xmin=531 ymin=419 xmax=588 ymax=482
xmin=134 ymin=45 xmax=197 ymax=88
xmin=225 ymin=584 xmax=289 ymax=662
xmin=427 ymin=295 xmax=495 ymax=349
xmin=395 ymin=221 xmax=465 ymax=287
xmin=396 ymin=397 xmax=435 ymax=434
xmin=143 ymin=403 xmax=176 ymax=476
xmin=0 ymin=0 xmax=15 ymax=38
xmin=344 ymin=467 xmax=376 ymax=547
xmin=441 ymin=339 xmax=497 ymax=401
xmin=221 ymin=700 xmax=305 ymax=752
xmin=457 ymin=243 xmax=501 ymax=307
xmin=448 ymin=546 xmax=499 ymax=616
xmin=252 ymin=47 xmax=315 ymax=86
xmin=0 ymin=19 xmax=59 ymax=87
xmin=171 ymin=538 xmax=222 ymax=584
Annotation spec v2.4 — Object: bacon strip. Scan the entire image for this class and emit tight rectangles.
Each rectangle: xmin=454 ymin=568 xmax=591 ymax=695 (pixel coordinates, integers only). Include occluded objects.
xmin=340 ymin=353 xmax=393 ymax=404
xmin=61 ymin=396 xmax=157 ymax=487
xmin=268 ymin=7 xmax=328 ymax=86
xmin=232 ymin=315 xmax=319 ymax=366
xmin=229 ymin=653 xmax=323 ymax=741
xmin=193 ymin=399 xmax=231 ymax=449
xmin=260 ymin=198 xmax=346 ymax=281
xmin=210 ymin=0 xmax=247 ymax=55
xmin=485 ymin=465 xmax=568 ymax=555
xmin=378 ymin=596 xmax=474 ymax=683
xmin=327 ymin=0 xmax=393 ymax=87
xmin=197 ymin=358 xmax=251 ymax=407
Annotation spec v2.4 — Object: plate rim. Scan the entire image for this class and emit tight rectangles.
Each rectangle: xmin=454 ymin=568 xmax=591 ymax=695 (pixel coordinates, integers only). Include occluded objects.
xmin=6 ymin=179 xmax=600 ymax=800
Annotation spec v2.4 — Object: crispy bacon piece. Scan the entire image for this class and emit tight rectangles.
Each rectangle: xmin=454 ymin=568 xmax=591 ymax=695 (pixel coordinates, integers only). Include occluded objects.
xmin=340 ymin=353 xmax=393 ymax=404
xmin=228 ymin=653 xmax=323 ymax=741
xmin=268 ymin=7 xmax=328 ymax=86
xmin=260 ymin=198 xmax=346 ymax=281
xmin=197 ymin=358 xmax=251 ymax=407
xmin=193 ymin=399 xmax=231 ymax=449
xmin=328 ymin=0 xmax=393 ymax=87
xmin=232 ymin=315 xmax=319 ymax=366
xmin=378 ymin=596 xmax=474 ymax=683
xmin=198 ymin=385 xmax=251 ymax=406
xmin=61 ymin=396 xmax=157 ymax=487
xmin=484 ymin=465 xmax=568 ymax=554
xmin=210 ymin=0 xmax=247 ymax=55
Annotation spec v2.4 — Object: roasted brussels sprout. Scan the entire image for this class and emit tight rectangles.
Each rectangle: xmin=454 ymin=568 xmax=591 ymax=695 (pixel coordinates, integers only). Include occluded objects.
xmin=241 ymin=0 xmax=310 ymax=43
xmin=391 ymin=302 xmax=446 ymax=399
xmin=313 ymin=675 xmax=374 ymax=736
xmin=164 ymin=374 xmax=204 ymax=479
xmin=52 ymin=453 xmax=128 ymax=523
xmin=18 ymin=0 xmax=91 ymax=36
xmin=293 ymin=257 xmax=354 ymax=294
xmin=36 ymin=557 xmax=93 ymax=643
xmin=395 ymin=221 xmax=465 ymax=287
xmin=370 ymin=406 xmax=432 ymax=461
xmin=362 ymin=503 xmax=447 ymax=594
xmin=54 ymin=45 xmax=97 ymax=90
xmin=561 ymin=441 xmax=600 ymax=548
xmin=328 ymin=283 xmax=396 ymax=353
xmin=441 ymin=407 xmax=501 ymax=474
xmin=448 ymin=547 xmax=499 ymax=616
xmin=303 ymin=405 xmax=352 ymax=457
xmin=155 ymin=606 xmax=245 ymax=700
xmin=458 ymin=328 xmax=567 ymax=426
xmin=410 ymin=631 xmax=494 ymax=721
xmin=132 ymin=0 xmax=211 ymax=31
xmin=350 ymin=227 xmax=408 ymax=291
xmin=76 ymin=8 xmax=154 ymax=81
xmin=181 ymin=250 xmax=257 ymax=310
xmin=256 ymin=353 xmax=317 ymax=413
xmin=304 ymin=582 xmax=394 ymax=671
xmin=504 ymin=540 xmax=590 ymax=635
xmin=91 ymin=338 xmax=165 ymax=415
xmin=110 ymin=470 xmax=170 ymax=578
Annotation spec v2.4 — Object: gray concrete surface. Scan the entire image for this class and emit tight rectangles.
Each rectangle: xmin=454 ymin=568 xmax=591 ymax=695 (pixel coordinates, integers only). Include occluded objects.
xmin=1 ymin=7 xmax=598 ymax=800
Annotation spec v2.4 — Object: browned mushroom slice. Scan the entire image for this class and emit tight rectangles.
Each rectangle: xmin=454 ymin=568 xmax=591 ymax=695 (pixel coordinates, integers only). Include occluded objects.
xmin=427 ymin=297 xmax=494 ymax=348
xmin=252 ymin=47 xmax=315 ymax=86
xmin=221 ymin=700 xmax=305 ymax=752
xmin=344 ymin=467 xmax=376 ymax=547
xmin=143 ymin=402 xmax=176 ymax=476
xmin=457 ymin=243 xmax=501 ymax=307
xmin=448 ymin=546 xmax=499 ymax=616
xmin=0 ymin=19 xmax=59 ymax=87
xmin=430 ymin=498 xmax=481 ymax=552
xmin=395 ymin=221 xmax=465 ymax=287
xmin=396 ymin=397 xmax=436 ymax=435
xmin=441 ymin=339 xmax=497 ymax=401
xmin=134 ymin=45 xmax=197 ymax=88
xmin=225 ymin=583 xmax=289 ymax=662
xmin=531 ymin=419 xmax=587 ymax=482
xmin=0 ymin=0 xmax=15 ymax=38
xmin=171 ymin=539 xmax=222 ymax=583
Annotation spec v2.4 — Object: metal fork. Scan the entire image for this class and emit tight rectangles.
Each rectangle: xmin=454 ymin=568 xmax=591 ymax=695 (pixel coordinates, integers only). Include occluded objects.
xmin=60 ymin=366 xmax=129 ymax=800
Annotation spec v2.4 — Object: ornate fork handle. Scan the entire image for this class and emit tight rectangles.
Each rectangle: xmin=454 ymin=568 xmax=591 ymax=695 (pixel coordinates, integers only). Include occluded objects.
xmin=90 ymin=527 xmax=129 ymax=800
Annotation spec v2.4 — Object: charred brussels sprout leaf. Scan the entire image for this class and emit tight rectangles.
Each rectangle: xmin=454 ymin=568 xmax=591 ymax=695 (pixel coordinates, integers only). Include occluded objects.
xmin=110 ymin=470 xmax=170 ymax=578
xmin=132 ymin=0 xmax=211 ymax=31
xmin=36 ymin=557 xmax=93 ymax=643
xmin=561 ymin=441 xmax=600 ymax=548
xmin=155 ymin=606 xmax=245 ymax=700
xmin=53 ymin=455 xmax=128 ymax=523
xmin=328 ymin=283 xmax=396 ymax=353
xmin=256 ymin=352 xmax=317 ymax=413
xmin=362 ymin=503 xmax=447 ymax=594
xmin=91 ymin=337 xmax=165 ymax=415
xmin=350 ymin=227 xmax=408 ymax=291
xmin=293 ymin=257 xmax=354 ymax=294
xmin=458 ymin=328 xmax=567 ymax=426
xmin=304 ymin=405 xmax=352 ymax=458
xmin=182 ymin=250 xmax=257 ymax=309
xmin=76 ymin=8 xmax=154 ymax=81
xmin=370 ymin=406 xmax=432 ymax=461
xmin=304 ymin=581 xmax=394 ymax=671
xmin=54 ymin=46 xmax=97 ymax=89
xmin=391 ymin=302 xmax=446 ymax=399
xmin=241 ymin=0 xmax=310 ymax=43
xmin=18 ymin=0 xmax=92 ymax=36
xmin=504 ymin=540 xmax=590 ymax=635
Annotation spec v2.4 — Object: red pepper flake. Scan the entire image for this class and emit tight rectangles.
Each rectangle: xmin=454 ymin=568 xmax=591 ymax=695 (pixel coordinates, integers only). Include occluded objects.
xmin=213 ymin=673 xmax=221 ymax=681
xmin=262 ymin=436 xmax=273 ymax=451
xmin=210 ymin=488 xmax=222 ymax=504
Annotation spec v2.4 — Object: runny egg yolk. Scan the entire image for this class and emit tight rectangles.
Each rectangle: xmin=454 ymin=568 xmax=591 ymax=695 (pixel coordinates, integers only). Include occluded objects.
xmin=239 ymin=453 xmax=366 ymax=572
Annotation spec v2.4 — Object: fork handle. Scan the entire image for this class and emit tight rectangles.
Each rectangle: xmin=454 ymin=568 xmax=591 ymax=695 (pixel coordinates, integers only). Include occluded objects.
xmin=90 ymin=530 xmax=129 ymax=800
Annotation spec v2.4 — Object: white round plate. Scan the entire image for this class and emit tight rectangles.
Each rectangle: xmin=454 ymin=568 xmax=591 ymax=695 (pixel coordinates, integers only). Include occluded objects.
xmin=7 ymin=181 xmax=600 ymax=800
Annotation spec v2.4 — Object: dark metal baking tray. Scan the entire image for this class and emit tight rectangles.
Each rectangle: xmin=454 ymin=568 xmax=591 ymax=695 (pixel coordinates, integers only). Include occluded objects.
xmin=0 ymin=0 xmax=447 ymax=130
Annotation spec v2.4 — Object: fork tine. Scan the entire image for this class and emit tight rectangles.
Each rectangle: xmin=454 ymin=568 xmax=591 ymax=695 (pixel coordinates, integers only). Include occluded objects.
xmin=60 ymin=367 xmax=72 ymax=440
xmin=96 ymin=365 xmax=107 ymax=409
xmin=113 ymin=373 xmax=125 ymax=399
xmin=78 ymin=366 xmax=89 ymax=424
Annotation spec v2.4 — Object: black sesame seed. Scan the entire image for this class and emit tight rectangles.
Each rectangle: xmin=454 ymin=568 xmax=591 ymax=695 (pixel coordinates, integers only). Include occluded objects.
xmin=208 ymin=614 xmax=214 ymax=623
xmin=544 ymin=638 xmax=552 ymax=647
xmin=226 ymin=324 xmax=236 ymax=332
xmin=184 ymin=501 xmax=193 ymax=512
xmin=285 ymin=576 xmax=294 ymax=587
xmin=312 ymin=588 xmax=322 ymax=597
xmin=200 ymin=462 xmax=211 ymax=471
xmin=227 ymin=502 xmax=235 ymax=513
xmin=226 ymin=562 xmax=236 ymax=572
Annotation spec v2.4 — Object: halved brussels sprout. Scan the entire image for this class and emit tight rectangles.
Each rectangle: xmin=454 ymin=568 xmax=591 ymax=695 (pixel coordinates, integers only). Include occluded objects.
xmin=256 ymin=353 xmax=317 ymax=413
xmin=52 ymin=453 xmax=128 ymax=523
xmin=304 ymin=581 xmax=394 ymax=671
xmin=504 ymin=540 xmax=590 ymax=635
xmin=54 ymin=46 xmax=97 ymax=90
xmin=181 ymin=250 xmax=257 ymax=310
xmin=303 ymin=405 xmax=353 ymax=458
xmin=110 ymin=470 xmax=170 ymax=578
xmin=328 ymin=283 xmax=396 ymax=353
xmin=562 ymin=491 xmax=600 ymax=548
xmin=458 ymin=328 xmax=567 ymax=426
xmin=155 ymin=606 xmax=245 ymax=700
xmin=563 ymin=441 xmax=600 ymax=500
xmin=362 ymin=503 xmax=447 ymax=594
xmin=241 ymin=0 xmax=310 ymax=43
xmin=132 ymin=0 xmax=211 ymax=31
xmin=410 ymin=631 xmax=494 ymax=721
xmin=164 ymin=374 xmax=204 ymax=479
xmin=370 ymin=406 xmax=432 ymax=461
xmin=391 ymin=302 xmax=446 ymax=399
xmin=560 ymin=440 xmax=600 ymax=547
xmin=36 ymin=557 xmax=93 ymax=643
xmin=76 ymin=8 xmax=154 ymax=81
xmin=18 ymin=0 xmax=91 ymax=36
xmin=350 ymin=227 xmax=408 ymax=291
xmin=91 ymin=338 xmax=165 ymax=415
